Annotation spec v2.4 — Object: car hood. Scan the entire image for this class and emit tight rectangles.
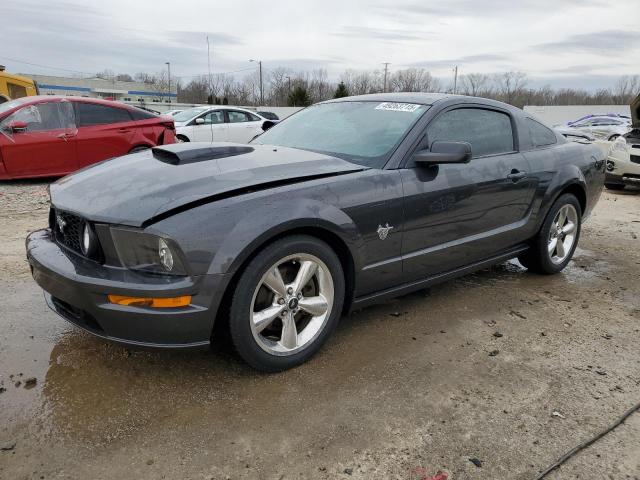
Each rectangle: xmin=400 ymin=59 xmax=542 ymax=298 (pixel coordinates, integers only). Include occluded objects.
xmin=50 ymin=143 xmax=367 ymax=227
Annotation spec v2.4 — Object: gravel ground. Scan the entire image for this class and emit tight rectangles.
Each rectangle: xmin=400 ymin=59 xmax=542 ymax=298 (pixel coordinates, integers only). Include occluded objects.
xmin=0 ymin=181 xmax=639 ymax=480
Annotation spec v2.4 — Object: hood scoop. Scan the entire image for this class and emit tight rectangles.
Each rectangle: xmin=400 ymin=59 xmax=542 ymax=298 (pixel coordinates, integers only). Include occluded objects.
xmin=152 ymin=145 xmax=254 ymax=165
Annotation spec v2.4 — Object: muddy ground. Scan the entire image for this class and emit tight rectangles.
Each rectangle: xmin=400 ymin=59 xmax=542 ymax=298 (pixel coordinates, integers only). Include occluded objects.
xmin=0 ymin=181 xmax=638 ymax=480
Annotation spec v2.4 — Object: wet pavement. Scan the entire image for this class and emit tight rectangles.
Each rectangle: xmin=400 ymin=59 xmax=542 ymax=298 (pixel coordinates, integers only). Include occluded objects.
xmin=1 ymin=185 xmax=639 ymax=479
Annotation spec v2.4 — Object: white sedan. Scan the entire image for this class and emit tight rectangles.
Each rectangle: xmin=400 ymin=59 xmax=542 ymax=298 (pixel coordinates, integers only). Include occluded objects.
xmin=173 ymin=106 xmax=272 ymax=143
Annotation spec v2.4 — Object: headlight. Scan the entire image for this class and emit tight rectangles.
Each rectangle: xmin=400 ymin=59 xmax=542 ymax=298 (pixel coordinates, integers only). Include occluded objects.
xmin=110 ymin=228 xmax=187 ymax=275
xmin=158 ymin=238 xmax=174 ymax=271
xmin=612 ymin=137 xmax=628 ymax=153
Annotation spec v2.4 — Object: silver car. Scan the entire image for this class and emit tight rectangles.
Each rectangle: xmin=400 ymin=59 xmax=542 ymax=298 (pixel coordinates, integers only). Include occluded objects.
xmin=558 ymin=115 xmax=631 ymax=141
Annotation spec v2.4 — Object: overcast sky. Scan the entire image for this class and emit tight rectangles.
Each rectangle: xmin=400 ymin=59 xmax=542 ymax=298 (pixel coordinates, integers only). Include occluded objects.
xmin=4 ymin=0 xmax=639 ymax=90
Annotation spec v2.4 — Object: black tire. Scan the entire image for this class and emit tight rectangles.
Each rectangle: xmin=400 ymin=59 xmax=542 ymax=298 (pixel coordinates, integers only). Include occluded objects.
xmin=518 ymin=194 xmax=582 ymax=274
xmin=608 ymin=134 xmax=620 ymax=142
xmin=176 ymin=135 xmax=189 ymax=143
xmin=129 ymin=145 xmax=150 ymax=154
xmin=605 ymin=183 xmax=625 ymax=191
xmin=228 ymin=235 xmax=345 ymax=372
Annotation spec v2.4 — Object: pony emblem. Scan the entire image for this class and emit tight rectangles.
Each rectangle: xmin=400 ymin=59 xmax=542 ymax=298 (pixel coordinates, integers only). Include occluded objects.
xmin=377 ymin=223 xmax=394 ymax=240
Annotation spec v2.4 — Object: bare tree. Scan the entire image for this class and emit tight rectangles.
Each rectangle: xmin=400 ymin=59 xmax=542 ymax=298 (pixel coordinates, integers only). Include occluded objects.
xmin=494 ymin=71 xmax=528 ymax=105
xmin=390 ymin=68 xmax=441 ymax=92
xmin=613 ymin=75 xmax=640 ymax=104
xmin=460 ymin=73 xmax=490 ymax=96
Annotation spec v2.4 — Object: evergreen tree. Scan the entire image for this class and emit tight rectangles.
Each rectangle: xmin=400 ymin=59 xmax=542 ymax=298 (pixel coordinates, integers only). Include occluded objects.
xmin=288 ymin=86 xmax=312 ymax=107
xmin=334 ymin=81 xmax=349 ymax=98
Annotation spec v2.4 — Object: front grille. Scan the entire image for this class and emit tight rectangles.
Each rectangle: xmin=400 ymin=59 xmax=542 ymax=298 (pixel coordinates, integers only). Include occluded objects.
xmin=52 ymin=209 xmax=84 ymax=254
xmin=631 ymin=155 xmax=640 ymax=165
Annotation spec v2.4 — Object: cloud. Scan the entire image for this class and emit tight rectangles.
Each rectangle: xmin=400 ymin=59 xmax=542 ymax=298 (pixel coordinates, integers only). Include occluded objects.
xmin=407 ymin=54 xmax=512 ymax=69
xmin=533 ymin=30 xmax=640 ymax=55
xmin=377 ymin=0 xmax=604 ymax=19
xmin=333 ymin=25 xmax=432 ymax=42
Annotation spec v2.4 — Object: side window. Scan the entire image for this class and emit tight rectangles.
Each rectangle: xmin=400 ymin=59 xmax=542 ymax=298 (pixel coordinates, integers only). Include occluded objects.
xmin=427 ymin=108 xmax=514 ymax=157
xmin=7 ymin=83 xmax=28 ymax=99
xmin=227 ymin=111 xmax=252 ymax=123
xmin=75 ymin=103 xmax=132 ymax=127
xmin=1 ymin=103 xmax=64 ymax=132
xmin=526 ymin=118 xmax=557 ymax=147
xmin=201 ymin=111 xmax=224 ymax=125
xmin=248 ymin=113 xmax=261 ymax=122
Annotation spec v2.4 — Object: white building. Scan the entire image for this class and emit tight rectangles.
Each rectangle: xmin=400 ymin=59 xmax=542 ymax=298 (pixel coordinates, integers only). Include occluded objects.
xmin=23 ymin=74 xmax=177 ymax=104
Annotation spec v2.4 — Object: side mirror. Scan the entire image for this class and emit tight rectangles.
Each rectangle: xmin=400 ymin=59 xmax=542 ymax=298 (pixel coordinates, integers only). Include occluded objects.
xmin=5 ymin=120 xmax=28 ymax=133
xmin=261 ymin=120 xmax=275 ymax=131
xmin=194 ymin=117 xmax=205 ymax=125
xmin=413 ymin=141 xmax=472 ymax=165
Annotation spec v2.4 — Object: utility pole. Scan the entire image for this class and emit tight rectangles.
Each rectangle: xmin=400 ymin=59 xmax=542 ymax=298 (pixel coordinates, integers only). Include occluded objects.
xmin=453 ymin=65 xmax=458 ymax=94
xmin=207 ymin=36 xmax=213 ymax=101
xmin=382 ymin=62 xmax=390 ymax=93
xmin=249 ymin=59 xmax=263 ymax=106
xmin=165 ymin=62 xmax=171 ymax=103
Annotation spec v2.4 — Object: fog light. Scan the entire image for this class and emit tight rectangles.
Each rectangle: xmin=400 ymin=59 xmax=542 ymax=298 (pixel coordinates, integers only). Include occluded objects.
xmin=158 ymin=238 xmax=174 ymax=271
xmin=108 ymin=294 xmax=191 ymax=308
xmin=81 ymin=223 xmax=91 ymax=254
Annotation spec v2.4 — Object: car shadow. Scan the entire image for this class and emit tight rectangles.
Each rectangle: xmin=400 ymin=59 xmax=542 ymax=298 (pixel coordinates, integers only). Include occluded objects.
xmin=36 ymin=259 xmax=544 ymax=447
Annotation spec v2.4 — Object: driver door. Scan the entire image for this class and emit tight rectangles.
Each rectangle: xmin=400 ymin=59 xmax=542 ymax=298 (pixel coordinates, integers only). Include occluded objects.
xmin=191 ymin=110 xmax=227 ymax=142
xmin=400 ymin=106 xmax=537 ymax=281
xmin=0 ymin=100 xmax=77 ymax=177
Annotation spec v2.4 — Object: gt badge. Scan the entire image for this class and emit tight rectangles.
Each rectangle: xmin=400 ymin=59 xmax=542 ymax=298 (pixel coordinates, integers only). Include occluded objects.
xmin=377 ymin=223 xmax=394 ymax=240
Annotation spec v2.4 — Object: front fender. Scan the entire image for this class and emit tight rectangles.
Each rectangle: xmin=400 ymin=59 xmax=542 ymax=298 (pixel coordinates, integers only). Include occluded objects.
xmin=209 ymin=197 xmax=364 ymax=276
xmin=149 ymin=193 xmax=364 ymax=278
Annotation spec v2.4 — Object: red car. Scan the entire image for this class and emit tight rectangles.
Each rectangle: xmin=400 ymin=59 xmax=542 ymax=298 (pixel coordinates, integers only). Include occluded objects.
xmin=0 ymin=96 xmax=175 ymax=179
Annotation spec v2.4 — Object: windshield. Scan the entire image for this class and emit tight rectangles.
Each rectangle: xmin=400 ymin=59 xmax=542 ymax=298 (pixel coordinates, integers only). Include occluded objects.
xmin=173 ymin=106 xmax=210 ymax=122
xmin=253 ymin=101 xmax=428 ymax=167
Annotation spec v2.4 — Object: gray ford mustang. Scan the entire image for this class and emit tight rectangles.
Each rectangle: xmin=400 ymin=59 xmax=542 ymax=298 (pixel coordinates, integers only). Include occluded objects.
xmin=26 ymin=93 xmax=605 ymax=371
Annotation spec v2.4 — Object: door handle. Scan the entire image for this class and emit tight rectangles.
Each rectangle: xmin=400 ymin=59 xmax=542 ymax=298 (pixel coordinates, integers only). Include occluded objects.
xmin=56 ymin=133 xmax=74 ymax=141
xmin=118 ymin=128 xmax=131 ymax=133
xmin=507 ymin=170 xmax=527 ymax=182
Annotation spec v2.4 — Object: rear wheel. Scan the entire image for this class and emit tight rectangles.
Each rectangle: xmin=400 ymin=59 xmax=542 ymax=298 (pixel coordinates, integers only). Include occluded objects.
xmin=228 ymin=236 xmax=345 ymax=372
xmin=176 ymin=135 xmax=189 ymax=143
xmin=518 ymin=194 xmax=581 ymax=274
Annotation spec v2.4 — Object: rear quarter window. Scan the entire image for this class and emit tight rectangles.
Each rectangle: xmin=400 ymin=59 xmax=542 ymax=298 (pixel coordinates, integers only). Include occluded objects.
xmin=527 ymin=118 xmax=557 ymax=147
xmin=75 ymin=103 xmax=132 ymax=127
xmin=129 ymin=107 xmax=157 ymax=120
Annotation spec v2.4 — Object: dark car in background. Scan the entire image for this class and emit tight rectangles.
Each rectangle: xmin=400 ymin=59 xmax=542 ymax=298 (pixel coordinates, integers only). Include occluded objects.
xmin=26 ymin=93 xmax=605 ymax=371
xmin=0 ymin=96 xmax=175 ymax=179
xmin=257 ymin=111 xmax=280 ymax=121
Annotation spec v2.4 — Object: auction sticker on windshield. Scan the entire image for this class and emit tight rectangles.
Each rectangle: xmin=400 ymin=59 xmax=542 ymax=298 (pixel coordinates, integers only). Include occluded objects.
xmin=375 ymin=102 xmax=422 ymax=112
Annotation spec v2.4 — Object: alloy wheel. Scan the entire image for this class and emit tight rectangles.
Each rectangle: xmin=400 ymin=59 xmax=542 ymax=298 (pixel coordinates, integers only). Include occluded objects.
xmin=547 ymin=204 xmax=578 ymax=264
xmin=250 ymin=254 xmax=334 ymax=356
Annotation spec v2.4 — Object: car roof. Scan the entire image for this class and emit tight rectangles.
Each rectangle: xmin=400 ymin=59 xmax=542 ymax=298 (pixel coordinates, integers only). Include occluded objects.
xmin=322 ymin=92 xmax=453 ymax=106
xmin=320 ymin=92 xmax=525 ymax=114
xmin=10 ymin=95 xmax=136 ymax=109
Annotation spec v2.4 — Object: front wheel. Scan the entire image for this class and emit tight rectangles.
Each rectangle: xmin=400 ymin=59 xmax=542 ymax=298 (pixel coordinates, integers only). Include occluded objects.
xmin=605 ymin=183 xmax=624 ymax=191
xmin=518 ymin=194 xmax=581 ymax=274
xmin=176 ymin=135 xmax=189 ymax=143
xmin=608 ymin=134 xmax=620 ymax=142
xmin=228 ymin=235 xmax=345 ymax=372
